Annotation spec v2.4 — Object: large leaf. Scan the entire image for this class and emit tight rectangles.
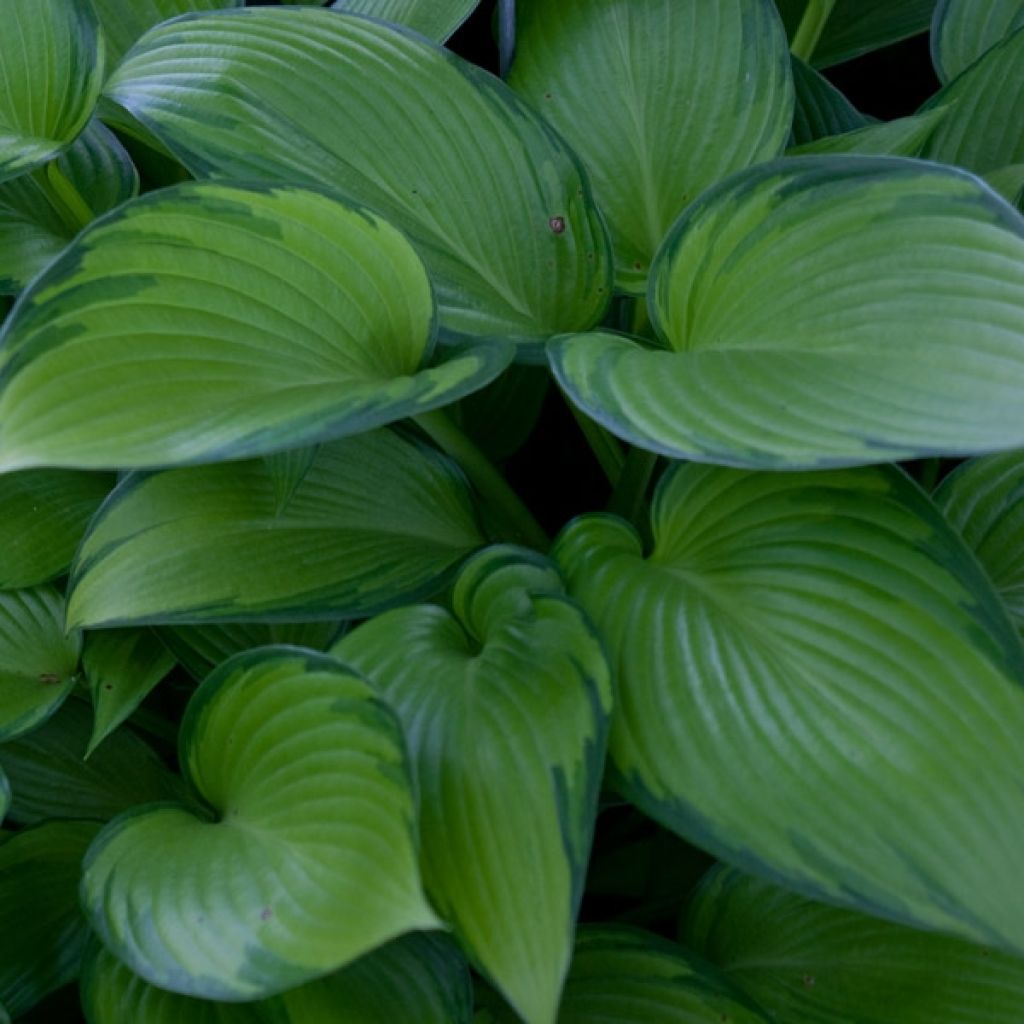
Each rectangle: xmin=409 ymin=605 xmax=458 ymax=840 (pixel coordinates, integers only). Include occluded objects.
xmin=935 ymin=453 xmax=1024 ymax=633
xmin=552 ymin=462 xmax=1024 ymax=953
xmin=922 ymin=26 xmax=1024 ymax=173
xmin=82 ymin=647 xmax=437 ymax=1000
xmin=0 ymin=181 xmax=510 ymax=472
xmin=509 ymin=0 xmax=792 ymax=294
xmin=0 ymin=468 xmax=114 ymax=588
xmin=550 ymin=157 xmax=1024 ymax=469
xmin=790 ymin=57 xmax=870 ymax=145
xmin=335 ymin=547 xmax=612 ymax=1024
xmin=330 ymin=0 xmax=478 ymax=41
xmin=0 ymin=821 xmax=100 ymax=1017
xmin=0 ymin=697 xmax=185 ymax=825
xmin=0 ymin=586 xmax=81 ymax=741
xmin=931 ymin=0 xmax=1024 ymax=81
xmin=0 ymin=0 xmax=105 ymax=183
xmin=686 ymin=866 xmax=1024 ymax=1023
xmin=68 ymin=430 xmax=485 ymax=628
xmin=102 ymin=7 xmax=612 ymax=350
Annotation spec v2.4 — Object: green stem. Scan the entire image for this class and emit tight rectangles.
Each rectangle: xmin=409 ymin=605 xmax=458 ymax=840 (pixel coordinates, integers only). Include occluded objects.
xmin=567 ymin=401 xmax=625 ymax=486
xmin=415 ymin=409 xmax=550 ymax=551
xmin=608 ymin=446 xmax=659 ymax=526
xmin=44 ymin=160 xmax=93 ymax=232
xmin=791 ymin=0 xmax=837 ymax=64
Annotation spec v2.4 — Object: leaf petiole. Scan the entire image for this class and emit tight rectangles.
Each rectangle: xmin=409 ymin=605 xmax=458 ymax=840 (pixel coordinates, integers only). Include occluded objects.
xmin=43 ymin=160 xmax=94 ymax=232
xmin=791 ymin=0 xmax=838 ymax=63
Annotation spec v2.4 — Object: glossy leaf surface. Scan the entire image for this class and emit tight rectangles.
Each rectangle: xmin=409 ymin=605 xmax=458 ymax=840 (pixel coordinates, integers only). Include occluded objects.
xmin=330 ymin=0 xmax=478 ymax=41
xmin=931 ymin=0 xmax=1024 ymax=81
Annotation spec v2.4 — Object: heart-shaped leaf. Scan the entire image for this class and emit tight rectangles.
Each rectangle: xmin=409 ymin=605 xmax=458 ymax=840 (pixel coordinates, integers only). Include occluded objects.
xmin=82 ymin=647 xmax=438 ymax=1000
xmin=787 ymin=107 xmax=947 ymax=157
xmin=68 ymin=430 xmax=485 ymax=628
xmin=935 ymin=453 xmax=1024 ymax=633
xmin=0 ymin=0 xmax=105 ymax=183
xmin=790 ymin=57 xmax=870 ymax=145
xmin=103 ymin=7 xmax=612 ymax=350
xmin=686 ymin=866 xmax=1024 ymax=1023
xmin=0 ymin=821 xmax=101 ymax=1017
xmin=931 ymin=0 xmax=1024 ymax=82
xmin=0 ymin=181 xmax=510 ymax=472
xmin=335 ymin=547 xmax=612 ymax=1024
xmin=509 ymin=0 xmax=792 ymax=293
xmin=0 ymin=587 xmax=81 ymax=741
xmin=550 ymin=157 xmax=1024 ymax=469
xmin=330 ymin=0 xmax=478 ymax=41
xmin=553 ymin=462 xmax=1024 ymax=953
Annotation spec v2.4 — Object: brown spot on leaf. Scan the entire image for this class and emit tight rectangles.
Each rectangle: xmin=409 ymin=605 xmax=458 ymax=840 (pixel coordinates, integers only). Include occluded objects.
xmin=802 ymin=974 xmax=816 ymax=988
xmin=260 ymin=907 xmax=273 ymax=921
xmin=548 ymin=216 xmax=566 ymax=234
xmin=38 ymin=673 xmax=61 ymax=685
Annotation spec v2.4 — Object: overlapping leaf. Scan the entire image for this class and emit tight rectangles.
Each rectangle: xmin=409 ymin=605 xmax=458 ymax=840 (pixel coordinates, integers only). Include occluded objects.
xmin=336 ymin=547 xmax=612 ymax=1024
xmin=0 ymin=181 xmax=510 ymax=472
xmin=931 ymin=0 xmax=1024 ymax=82
xmin=330 ymin=0 xmax=478 ymax=42
xmin=82 ymin=647 xmax=437 ymax=1000
xmin=553 ymin=462 xmax=1024 ymax=953
xmin=550 ymin=157 xmax=1024 ymax=468
xmin=790 ymin=57 xmax=870 ymax=145
xmin=67 ymin=430 xmax=485 ymax=628
xmin=510 ymin=0 xmax=792 ymax=293
xmin=788 ymin=108 xmax=946 ymax=157
xmin=103 ymin=7 xmax=612 ymax=349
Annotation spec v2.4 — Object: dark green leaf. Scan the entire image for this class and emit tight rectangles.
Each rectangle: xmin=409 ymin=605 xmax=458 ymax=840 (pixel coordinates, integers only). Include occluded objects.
xmin=931 ymin=0 xmax=1024 ymax=82
xmin=790 ymin=57 xmax=870 ymax=146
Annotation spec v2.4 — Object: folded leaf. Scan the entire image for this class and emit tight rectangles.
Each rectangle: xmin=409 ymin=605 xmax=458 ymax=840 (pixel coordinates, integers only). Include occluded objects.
xmin=82 ymin=647 xmax=437 ymax=1000
xmin=931 ymin=0 xmax=1024 ymax=81
xmin=553 ymin=462 xmax=1024 ymax=954
xmin=790 ymin=57 xmax=870 ymax=145
xmin=550 ymin=157 xmax=1024 ymax=468
xmin=0 ymin=767 xmax=8 ymax=823
xmin=787 ymin=108 xmax=946 ymax=157
xmin=335 ymin=547 xmax=612 ymax=1024
xmin=68 ymin=430 xmax=485 ymax=628
xmin=510 ymin=0 xmax=792 ymax=293
xmin=686 ymin=866 xmax=1024 ymax=1023
xmin=330 ymin=0 xmax=478 ymax=41
xmin=0 ymin=181 xmax=511 ymax=472
xmin=103 ymin=7 xmax=612 ymax=349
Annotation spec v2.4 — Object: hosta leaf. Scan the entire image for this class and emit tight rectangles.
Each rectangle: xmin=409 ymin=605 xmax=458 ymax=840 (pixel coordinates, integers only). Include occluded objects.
xmin=335 ymin=547 xmax=612 ymax=1024
xmin=986 ymin=165 xmax=1024 ymax=211
xmin=330 ymin=0 xmax=478 ymax=41
xmin=83 ymin=629 xmax=177 ymax=755
xmin=922 ymin=26 xmax=1024 ymax=173
xmin=790 ymin=57 xmax=869 ymax=145
xmin=931 ymin=0 xmax=1024 ymax=82
xmin=68 ymin=430 xmax=484 ymax=628
xmin=0 ymin=181 xmax=510 ymax=472
xmin=0 ymin=0 xmax=105 ymax=183
xmin=0 ymin=587 xmax=80 ymax=742
xmin=103 ymin=7 xmax=611 ymax=349
xmin=787 ymin=108 xmax=946 ymax=157
xmin=453 ymin=365 xmax=550 ymax=463
xmin=265 ymin=447 xmax=318 ymax=515
xmin=550 ymin=157 xmax=1024 ymax=469
xmin=281 ymin=933 xmax=473 ymax=1023
xmin=553 ymin=463 xmax=1024 ymax=953
xmin=0 ymin=697 xmax=185 ymax=825
xmin=935 ymin=453 xmax=1024 ymax=633
xmin=0 ymin=468 xmax=114 ymax=588
xmin=82 ymin=647 xmax=437 ymax=1000
xmin=686 ymin=866 xmax=1024 ymax=1023
xmin=0 ymin=766 xmax=8 ymax=823
xmin=510 ymin=0 xmax=791 ymax=294
xmin=0 ymin=821 xmax=100 ymax=1017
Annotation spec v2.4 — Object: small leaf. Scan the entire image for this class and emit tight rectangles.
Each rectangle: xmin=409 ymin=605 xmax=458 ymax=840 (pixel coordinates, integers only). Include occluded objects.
xmin=686 ymin=866 xmax=1024 ymax=1023
xmin=790 ymin=57 xmax=870 ymax=146
xmin=0 ymin=0 xmax=105 ymax=183
xmin=335 ymin=547 xmax=612 ymax=1024
xmin=0 ymin=820 xmax=101 ymax=1017
xmin=68 ymin=430 xmax=485 ymax=628
xmin=931 ymin=0 xmax=1024 ymax=82
xmin=550 ymin=157 xmax=1024 ymax=469
xmin=330 ymin=0 xmax=478 ymax=41
xmin=82 ymin=647 xmax=438 ymax=1000
xmin=553 ymin=463 xmax=1024 ymax=954
xmin=787 ymin=108 xmax=947 ymax=157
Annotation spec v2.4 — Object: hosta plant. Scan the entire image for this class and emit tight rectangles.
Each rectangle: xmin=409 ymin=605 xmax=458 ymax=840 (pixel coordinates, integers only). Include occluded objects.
xmin=2 ymin=0 xmax=1024 ymax=1021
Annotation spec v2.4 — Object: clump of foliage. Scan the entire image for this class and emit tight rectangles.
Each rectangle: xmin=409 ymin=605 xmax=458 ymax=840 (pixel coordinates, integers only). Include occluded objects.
xmin=1 ymin=0 xmax=1024 ymax=1021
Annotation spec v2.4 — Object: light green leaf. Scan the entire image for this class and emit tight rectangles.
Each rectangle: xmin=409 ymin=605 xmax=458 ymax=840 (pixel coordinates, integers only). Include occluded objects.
xmin=790 ymin=57 xmax=870 ymax=145
xmin=0 ymin=820 xmax=101 ymax=1017
xmin=787 ymin=107 xmax=947 ymax=156
xmin=84 ymin=629 xmax=177 ymax=755
xmin=82 ymin=647 xmax=438 ymax=1001
xmin=282 ymin=933 xmax=473 ymax=1024
xmin=264 ymin=447 xmax=318 ymax=515
xmin=335 ymin=547 xmax=611 ymax=1024
xmin=686 ymin=866 xmax=1024 ymax=1023
xmin=935 ymin=453 xmax=1024 ymax=633
xmin=103 ymin=7 xmax=612 ymax=349
xmin=985 ymin=165 xmax=1024 ymax=211
xmin=0 ymin=586 xmax=80 ymax=742
xmin=0 ymin=697 xmax=185 ymax=825
xmin=0 ymin=181 xmax=511 ymax=472
xmin=0 ymin=0 xmax=105 ymax=183
xmin=68 ymin=430 xmax=485 ymax=628
xmin=550 ymin=157 xmax=1024 ymax=469
xmin=922 ymin=25 xmax=1024 ymax=173
xmin=330 ymin=0 xmax=478 ymax=41
xmin=553 ymin=463 xmax=1024 ymax=953
xmin=0 ymin=468 xmax=114 ymax=588
xmin=510 ymin=0 xmax=792 ymax=294
xmin=931 ymin=0 xmax=1024 ymax=82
